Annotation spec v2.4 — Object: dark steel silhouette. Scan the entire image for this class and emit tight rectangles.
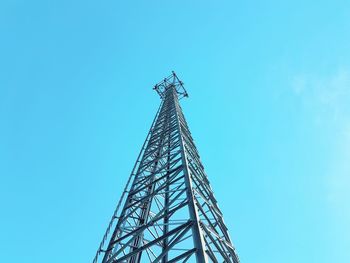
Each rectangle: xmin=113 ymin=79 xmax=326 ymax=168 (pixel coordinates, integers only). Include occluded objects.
xmin=93 ymin=72 xmax=239 ymax=263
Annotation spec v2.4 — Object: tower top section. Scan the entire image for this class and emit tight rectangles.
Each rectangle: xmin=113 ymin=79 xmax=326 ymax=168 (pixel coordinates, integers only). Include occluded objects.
xmin=153 ymin=71 xmax=188 ymax=100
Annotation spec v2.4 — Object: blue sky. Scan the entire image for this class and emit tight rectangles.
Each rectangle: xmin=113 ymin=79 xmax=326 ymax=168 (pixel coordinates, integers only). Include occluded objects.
xmin=1 ymin=0 xmax=350 ymax=262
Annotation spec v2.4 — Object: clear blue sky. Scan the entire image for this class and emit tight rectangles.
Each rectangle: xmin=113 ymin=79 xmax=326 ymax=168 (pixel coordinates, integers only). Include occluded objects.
xmin=1 ymin=1 xmax=350 ymax=262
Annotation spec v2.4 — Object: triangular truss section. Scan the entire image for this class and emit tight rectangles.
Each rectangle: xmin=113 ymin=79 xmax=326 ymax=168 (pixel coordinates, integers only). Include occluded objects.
xmin=93 ymin=72 xmax=239 ymax=263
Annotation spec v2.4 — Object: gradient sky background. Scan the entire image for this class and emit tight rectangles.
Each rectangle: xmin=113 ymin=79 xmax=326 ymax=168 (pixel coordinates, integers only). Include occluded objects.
xmin=1 ymin=1 xmax=350 ymax=262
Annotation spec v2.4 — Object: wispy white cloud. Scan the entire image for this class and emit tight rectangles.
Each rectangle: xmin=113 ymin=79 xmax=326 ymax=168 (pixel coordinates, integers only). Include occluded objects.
xmin=291 ymin=68 xmax=350 ymax=238
xmin=291 ymin=68 xmax=350 ymax=124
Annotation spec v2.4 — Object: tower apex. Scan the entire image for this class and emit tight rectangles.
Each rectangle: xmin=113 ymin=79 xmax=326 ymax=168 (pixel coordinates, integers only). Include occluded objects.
xmin=153 ymin=71 xmax=188 ymax=99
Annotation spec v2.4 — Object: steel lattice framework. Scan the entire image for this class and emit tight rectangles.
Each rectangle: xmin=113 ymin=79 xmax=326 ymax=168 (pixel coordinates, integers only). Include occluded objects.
xmin=93 ymin=72 xmax=239 ymax=263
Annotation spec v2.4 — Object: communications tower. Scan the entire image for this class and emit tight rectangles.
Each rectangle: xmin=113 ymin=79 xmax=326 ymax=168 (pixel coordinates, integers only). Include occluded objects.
xmin=93 ymin=72 xmax=239 ymax=263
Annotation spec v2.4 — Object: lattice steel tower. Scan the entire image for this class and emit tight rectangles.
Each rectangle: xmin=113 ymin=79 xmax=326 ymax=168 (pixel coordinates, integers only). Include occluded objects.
xmin=93 ymin=72 xmax=239 ymax=263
